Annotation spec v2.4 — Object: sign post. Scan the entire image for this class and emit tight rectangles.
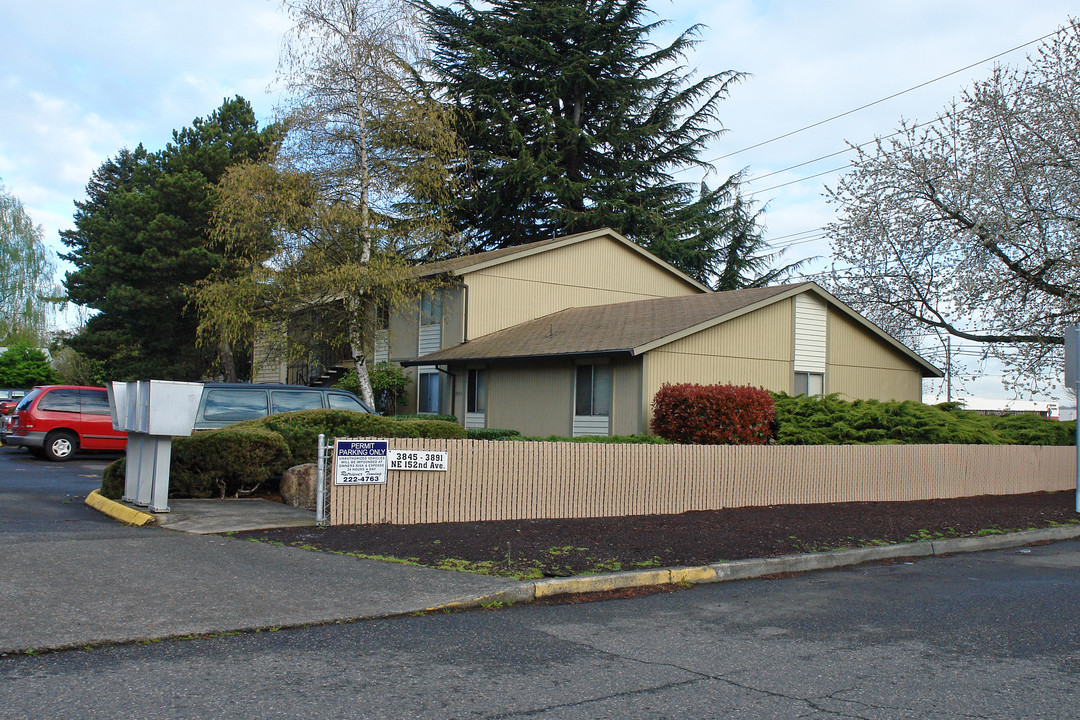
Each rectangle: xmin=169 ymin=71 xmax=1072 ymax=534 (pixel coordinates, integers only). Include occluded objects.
xmin=1065 ymin=325 xmax=1080 ymax=513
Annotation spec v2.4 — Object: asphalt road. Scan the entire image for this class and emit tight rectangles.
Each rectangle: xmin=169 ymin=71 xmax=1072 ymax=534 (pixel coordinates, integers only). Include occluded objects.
xmin=0 ymin=444 xmax=124 ymax=540
xmin=3 ymin=445 xmax=1078 ymax=719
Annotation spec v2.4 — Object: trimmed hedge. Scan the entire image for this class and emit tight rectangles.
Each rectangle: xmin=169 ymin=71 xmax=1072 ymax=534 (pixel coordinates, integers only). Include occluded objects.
xmin=100 ymin=426 xmax=291 ymax=500
xmin=651 ymin=383 xmax=775 ymax=445
xmin=773 ymin=393 xmax=1075 ymax=445
xmin=466 ymin=428 xmax=522 ymax=441
xmin=231 ymin=409 xmax=464 ymax=464
xmin=100 ymin=409 xmax=466 ymax=500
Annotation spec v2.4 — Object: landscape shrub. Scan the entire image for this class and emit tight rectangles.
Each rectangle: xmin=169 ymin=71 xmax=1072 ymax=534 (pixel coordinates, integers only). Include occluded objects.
xmin=231 ymin=408 xmax=465 ymax=464
xmin=650 ymin=383 xmax=775 ymax=445
xmin=515 ymin=434 xmax=670 ymax=444
xmin=101 ymin=457 xmax=124 ymax=499
xmin=101 ymin=409 xmax=466 ymax=499
xmin=385 ymin=413 xmax=459 ymax=423
xmin=772 ymin=393 xmax=1074 ymax=445
xmin=99 ymin=427 xmax=291 ymax=499
xmin=466 ymin=428 xmax=522 ymax=441
xmin=334 ymin=362 xmax=411 ymax=414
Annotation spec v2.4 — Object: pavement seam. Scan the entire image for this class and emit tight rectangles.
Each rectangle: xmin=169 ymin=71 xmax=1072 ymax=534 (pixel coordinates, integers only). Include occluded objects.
xmin=429 ymin=524 xmax=1080 ymax=609
xmin=84 ymin=489 xmax=156 ymax=527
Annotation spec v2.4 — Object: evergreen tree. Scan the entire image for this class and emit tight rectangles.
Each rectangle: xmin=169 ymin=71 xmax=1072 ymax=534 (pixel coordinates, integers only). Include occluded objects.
xmin=60 ymin=97 xmax=281 ymax=381
xmin=417 ymin=0 xmax=761 ymax=276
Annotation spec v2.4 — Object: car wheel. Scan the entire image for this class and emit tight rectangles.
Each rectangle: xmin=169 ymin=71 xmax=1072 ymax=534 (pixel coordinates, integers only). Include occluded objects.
xmin=43 ymin=431 xmax=78 ymax=462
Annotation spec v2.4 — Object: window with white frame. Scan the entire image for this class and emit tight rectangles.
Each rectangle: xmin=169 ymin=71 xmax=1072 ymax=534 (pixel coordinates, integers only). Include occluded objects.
xmin=794 ymin=371 xmax=824 ymax=397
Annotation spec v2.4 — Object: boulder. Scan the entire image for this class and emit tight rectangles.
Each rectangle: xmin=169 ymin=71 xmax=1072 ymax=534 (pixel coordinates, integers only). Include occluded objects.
xmin=279 ymin=463 xmax=319 ymax=510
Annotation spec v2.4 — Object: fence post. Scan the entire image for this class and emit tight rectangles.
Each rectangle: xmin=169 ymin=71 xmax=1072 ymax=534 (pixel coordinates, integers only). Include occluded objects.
xmin=316 ymin=433 xmax=328 ymax=526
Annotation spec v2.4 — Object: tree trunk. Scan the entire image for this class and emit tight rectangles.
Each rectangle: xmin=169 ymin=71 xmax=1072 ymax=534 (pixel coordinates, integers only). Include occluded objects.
xmin=219 ymin=339 xmax=237 ymax=382
xmin=348 ymin=316 xmax=376 ymax=408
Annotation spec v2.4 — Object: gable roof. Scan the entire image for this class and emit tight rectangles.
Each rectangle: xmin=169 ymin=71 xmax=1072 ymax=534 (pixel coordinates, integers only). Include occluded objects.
xmin=413 ymin=227 xmax=711 ymax=293
xmin=403 ymin=282 xmax=942 ymax=378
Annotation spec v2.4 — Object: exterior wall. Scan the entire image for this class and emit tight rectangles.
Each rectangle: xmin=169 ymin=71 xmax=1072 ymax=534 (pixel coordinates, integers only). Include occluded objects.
xmin=455 ymin=357 xmax=643 ymax=437
xmin=612 ymin=360 xmax=643 ymax=436
xmin=793 ymin=293 xmax=827 ymax=373
xmin=464 ymin=237 xmax=703 ymax=338
xmin=252 ymin=336 xmax=286 ymax=384
xmin=486 ymin=360 xmax=575 ymax=437
xmin=330 ymin=440 xmax=1075 ymax=525
xmin=642 ymin=300 xmax=794 ymax=429
xmin=827 ymin=312 xmax=924 ymax=401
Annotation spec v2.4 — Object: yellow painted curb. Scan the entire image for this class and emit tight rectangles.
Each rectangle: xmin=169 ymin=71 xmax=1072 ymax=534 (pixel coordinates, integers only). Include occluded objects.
xmin=85 ymin=489 xmax=156 ymax=527
xmin=534 ymin=569 xmax=671 ymax=599
xmin=670 ymin=566 xmax=717 ymax=584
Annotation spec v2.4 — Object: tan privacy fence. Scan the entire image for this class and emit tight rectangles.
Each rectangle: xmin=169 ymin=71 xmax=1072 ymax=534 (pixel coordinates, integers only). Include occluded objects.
xmin=329 ymin=439 xmax=1075 ymax=526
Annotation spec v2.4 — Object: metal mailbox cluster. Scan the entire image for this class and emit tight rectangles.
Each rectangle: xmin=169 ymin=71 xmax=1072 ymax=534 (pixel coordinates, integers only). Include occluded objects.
xmin=107 ymin=380 xmax=203 ymax=513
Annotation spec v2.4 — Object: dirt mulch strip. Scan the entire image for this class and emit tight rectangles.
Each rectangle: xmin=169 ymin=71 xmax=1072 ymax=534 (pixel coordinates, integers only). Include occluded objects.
xmin=235 ymin=491 xmax=1079 ymax=578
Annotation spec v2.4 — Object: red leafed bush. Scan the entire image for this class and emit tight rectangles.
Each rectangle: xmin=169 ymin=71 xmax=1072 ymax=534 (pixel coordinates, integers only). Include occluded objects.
xmin=650 ymin=383 xmax=775 ymax=445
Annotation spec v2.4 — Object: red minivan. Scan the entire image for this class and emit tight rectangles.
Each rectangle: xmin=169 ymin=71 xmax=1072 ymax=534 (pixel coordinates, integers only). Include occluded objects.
xmin=5 ymin=385 xmax=127 ymax=461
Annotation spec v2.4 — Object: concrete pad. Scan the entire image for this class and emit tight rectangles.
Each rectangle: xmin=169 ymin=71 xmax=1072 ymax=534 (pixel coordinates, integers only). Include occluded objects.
xmin=150 ymin=498 xmax=316 ymax=534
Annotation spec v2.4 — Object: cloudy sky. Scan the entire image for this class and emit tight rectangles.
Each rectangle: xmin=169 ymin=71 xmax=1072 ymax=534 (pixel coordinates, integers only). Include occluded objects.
xmin=2 ymin=0 xmax=1075 ymax=402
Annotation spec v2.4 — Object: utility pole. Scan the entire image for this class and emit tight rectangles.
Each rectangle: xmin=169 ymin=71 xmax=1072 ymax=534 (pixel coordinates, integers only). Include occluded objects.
xmin=946 ymin=336 xmax=952 ymax=403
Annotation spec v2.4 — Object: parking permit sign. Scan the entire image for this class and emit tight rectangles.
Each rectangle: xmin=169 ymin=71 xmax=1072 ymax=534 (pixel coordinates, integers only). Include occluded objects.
xmin=334 ymin=439 xmax=388 ymax=485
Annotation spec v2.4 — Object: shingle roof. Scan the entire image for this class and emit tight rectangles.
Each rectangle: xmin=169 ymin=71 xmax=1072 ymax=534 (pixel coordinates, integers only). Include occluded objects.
xmin=408 ymin=284 xmax=803 ymax=363
xmin=405 ymin=283 xmax=943 ymax=378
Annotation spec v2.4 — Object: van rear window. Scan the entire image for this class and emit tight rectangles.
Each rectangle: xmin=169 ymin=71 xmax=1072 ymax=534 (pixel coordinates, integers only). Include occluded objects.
xmin=202 ymin=389 xmax=269 ymax=422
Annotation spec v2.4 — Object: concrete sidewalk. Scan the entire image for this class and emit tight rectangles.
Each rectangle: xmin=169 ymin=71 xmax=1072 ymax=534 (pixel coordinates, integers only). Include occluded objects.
xmin=2 ymin=521 xmax=521 ymax=654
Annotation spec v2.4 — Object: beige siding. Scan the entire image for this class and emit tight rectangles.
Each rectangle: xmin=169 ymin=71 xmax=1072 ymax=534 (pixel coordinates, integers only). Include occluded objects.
xmin=487 ymin=361 xmax=575 ymax=437
xmin=827 ymin=312 xmax=924 ymax=401
xmin=251 ymin=336 xmax=286 ymax=384
xmin=642 ymin=300 xmax=793 ymax=427
xmin=464 ymin=237 xmax=703 ymax=337
xmin=612 ymin=360 xmax=643 ymax=435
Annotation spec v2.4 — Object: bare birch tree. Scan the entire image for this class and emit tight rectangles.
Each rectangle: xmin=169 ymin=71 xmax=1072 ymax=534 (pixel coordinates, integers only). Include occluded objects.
xmin=826 ymin=19 xmax=1080 ymax=394
xmin=196 ymin=0 xmax=461 ymax=404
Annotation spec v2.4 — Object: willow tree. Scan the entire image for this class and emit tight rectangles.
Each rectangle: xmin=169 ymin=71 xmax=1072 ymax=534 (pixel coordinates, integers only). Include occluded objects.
xmin=0 ymin=182 xmax=57 ymax=344
xmin=195 ymin=0 xmax=461 ymax=406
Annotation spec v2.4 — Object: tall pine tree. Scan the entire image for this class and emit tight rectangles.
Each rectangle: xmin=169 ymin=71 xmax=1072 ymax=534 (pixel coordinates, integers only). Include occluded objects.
xmin=61 ymin=97 xmax=281 ymax=381
xmin=417 ymin=0 xmax=770 ymax=282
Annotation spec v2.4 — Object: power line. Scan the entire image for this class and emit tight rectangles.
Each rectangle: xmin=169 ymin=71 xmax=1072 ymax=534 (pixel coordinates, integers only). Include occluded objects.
xmin=709 ymin=29 xmax=1060 ymax=163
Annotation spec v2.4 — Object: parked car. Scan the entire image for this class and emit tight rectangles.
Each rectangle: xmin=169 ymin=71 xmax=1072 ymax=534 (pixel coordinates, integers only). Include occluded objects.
xmin=0 ymin=388 xmax=28 ymax=415
xmin=5 ymin=385 xmax=127 ymax=461
xmin=192 ymin=383 xmax=375 ymax=430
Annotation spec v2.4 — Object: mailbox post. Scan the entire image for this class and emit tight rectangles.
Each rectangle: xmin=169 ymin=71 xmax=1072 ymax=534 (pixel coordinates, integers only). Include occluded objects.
xmin=107 ymin=380 xmax=202 ymax=513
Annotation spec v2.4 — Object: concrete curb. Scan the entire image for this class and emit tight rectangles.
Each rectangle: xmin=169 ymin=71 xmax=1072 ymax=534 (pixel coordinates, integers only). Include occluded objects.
xmin=431 ymin=524 xmax=1080 ymax=611
xmin=84 ymin=489 xmax=156 ymax=527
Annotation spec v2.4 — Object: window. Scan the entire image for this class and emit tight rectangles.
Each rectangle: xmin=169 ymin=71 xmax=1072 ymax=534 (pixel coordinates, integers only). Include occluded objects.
xmin=418 ymin=371 xmax=441 ymax=414
xmin=201 ymin=389 xmax=269 ymax=422
xmin=794 ymin=372 xmax=824 ymax=397
xmin=420 ymin=291 xmax=442 ymax=326
xmin=81 ymin=390 xmax=112 ymax=415
xmin=271 ymin=390 xmax=323 ymax=413
xmin=575 ymin=364 xmax=612 ymax=416
xmin=328 ymin=393 xmax=369 ymax=412
xmin=38 ymin=389 xmax=81 ymax=413
xmin=467 ymin=369 xmax=488 ymax=414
